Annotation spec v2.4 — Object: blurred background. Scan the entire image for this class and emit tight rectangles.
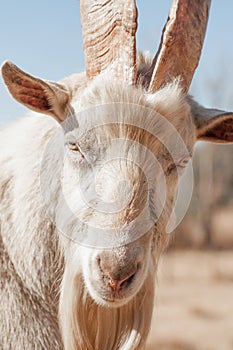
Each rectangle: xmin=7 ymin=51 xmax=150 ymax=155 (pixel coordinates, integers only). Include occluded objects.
xmin=1 ymin=1 xmax=233 ymax=349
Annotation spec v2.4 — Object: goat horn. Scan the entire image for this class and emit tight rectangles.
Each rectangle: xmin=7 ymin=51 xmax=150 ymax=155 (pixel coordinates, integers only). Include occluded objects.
xmin=80 ymin=0 xmax=137 ymax=85
xmin=148 ymin=0 xmax=211 ymax=93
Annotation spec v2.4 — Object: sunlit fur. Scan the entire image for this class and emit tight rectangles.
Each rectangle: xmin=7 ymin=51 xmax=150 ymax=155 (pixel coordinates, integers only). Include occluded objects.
xmin=0 ymin=54 xmax=196 ymax=349
xmin=58 ymin=73 xmax=196 ymax=349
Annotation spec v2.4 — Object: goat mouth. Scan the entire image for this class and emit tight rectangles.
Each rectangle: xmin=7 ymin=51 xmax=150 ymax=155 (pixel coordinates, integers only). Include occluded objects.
xmin=102 ymin=296 xmax=117 ymax=303
xmin=98 ymin=286 xmax=137 ymax=305
xmin=100 ymin=295 xmax=132 ymax=307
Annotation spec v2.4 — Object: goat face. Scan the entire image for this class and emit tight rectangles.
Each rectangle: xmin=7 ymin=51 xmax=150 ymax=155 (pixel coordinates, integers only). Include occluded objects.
xmin=1 ymin=61 xmax=196 ymax=307
xmin=53 ymin=81 xmax=195 ymax=307
xmin=3 ymin=62 xmax=233 ymax=310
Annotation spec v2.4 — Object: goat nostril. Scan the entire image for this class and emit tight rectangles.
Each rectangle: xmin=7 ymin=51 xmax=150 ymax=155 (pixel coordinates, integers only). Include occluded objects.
xmin=97 ymin=256 xmax=138 ymax=292
xmin=111 ymin=270 xmax=135 ymax=287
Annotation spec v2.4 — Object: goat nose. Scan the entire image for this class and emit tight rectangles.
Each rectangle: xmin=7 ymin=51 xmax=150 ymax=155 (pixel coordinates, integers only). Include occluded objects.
xmin=98 ymin=258 xmax=138 ymax=293
xmin=106 ymin=271 xmax=136 ymax=293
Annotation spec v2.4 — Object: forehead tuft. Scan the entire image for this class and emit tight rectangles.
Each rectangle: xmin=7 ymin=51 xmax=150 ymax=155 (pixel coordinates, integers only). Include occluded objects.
xmin=69 ymin=76 xmax=195 ymax=152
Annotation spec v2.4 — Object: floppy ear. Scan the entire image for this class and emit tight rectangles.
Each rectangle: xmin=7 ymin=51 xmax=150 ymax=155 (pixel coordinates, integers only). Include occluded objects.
xmin=1 ymin=61 xmax=71 ymax=123
xmin=189 ymin=98 xmax=233 ymax=143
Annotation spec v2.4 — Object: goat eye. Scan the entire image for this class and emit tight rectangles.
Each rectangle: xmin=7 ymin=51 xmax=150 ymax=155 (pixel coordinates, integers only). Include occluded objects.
xmin=166 ymin=156 xmax=190 ymax=175
xmin=177 ymin=156 xmax=190 ymax=168
xmin=68 ymin=142 xmax=80 ymax=152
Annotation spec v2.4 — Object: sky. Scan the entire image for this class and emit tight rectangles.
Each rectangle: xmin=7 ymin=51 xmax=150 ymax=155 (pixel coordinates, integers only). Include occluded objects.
xmin=1 ymin=1 xmax=233 ymax=123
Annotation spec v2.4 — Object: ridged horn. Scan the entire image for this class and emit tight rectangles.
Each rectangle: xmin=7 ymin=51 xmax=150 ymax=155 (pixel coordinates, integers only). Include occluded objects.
xmin=80 ymin=0 xmax=137 ymax=85
xmin=149 ymin=0 xmax=211 ymax=93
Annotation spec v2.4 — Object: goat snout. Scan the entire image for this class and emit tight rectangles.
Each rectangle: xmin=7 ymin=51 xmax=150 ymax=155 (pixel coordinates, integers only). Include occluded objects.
xmin=97 ymin=255 xmax=139 ymax=294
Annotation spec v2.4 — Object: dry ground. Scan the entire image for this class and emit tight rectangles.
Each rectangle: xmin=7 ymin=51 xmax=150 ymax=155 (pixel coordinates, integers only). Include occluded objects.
xmin=146 ymin=250 xmax=233 ymax=350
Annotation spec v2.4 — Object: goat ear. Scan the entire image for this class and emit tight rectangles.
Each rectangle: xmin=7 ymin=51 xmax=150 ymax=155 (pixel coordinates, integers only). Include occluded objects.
xmin=189 ymin=98 xmax=233 ymax=143
xmin=1 ymin=61 xmax=71 ymax=123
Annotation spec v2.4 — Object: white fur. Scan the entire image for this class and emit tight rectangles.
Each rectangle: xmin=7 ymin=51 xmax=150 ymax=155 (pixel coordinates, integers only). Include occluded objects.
xmin=0 ymin=55 xmax=196 ymax=349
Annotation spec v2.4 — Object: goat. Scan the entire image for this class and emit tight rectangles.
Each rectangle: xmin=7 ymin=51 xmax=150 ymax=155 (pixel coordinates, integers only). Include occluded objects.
xmin=1 ymin=0 xmax=233 ymax=349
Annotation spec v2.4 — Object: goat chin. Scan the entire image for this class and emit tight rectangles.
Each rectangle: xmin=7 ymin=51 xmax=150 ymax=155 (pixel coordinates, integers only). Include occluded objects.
xmin=59 ymin=261 xmax=155 ymax=350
